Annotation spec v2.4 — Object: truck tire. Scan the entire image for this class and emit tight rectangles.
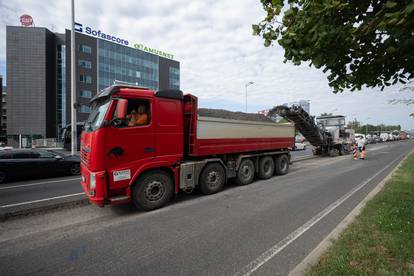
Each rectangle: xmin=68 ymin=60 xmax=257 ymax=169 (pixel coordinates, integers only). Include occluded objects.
xmin=133 ymin=170 xmax=173 ymax=211
xmin=69 ymin=163 xmax=80 ymax=175
xmin=199 ymin=163 xmax=225 ymax=195
xmin=275 ymin=154 xmax=289 ymax=175
xmin=235 ymin=158 xmax=255 ymax=185
xmin=338 ymin=145 xmax=344 ymax=156
xmin=0 ymin=171 xmax=7 ymax=184
xmin=258 ymin=156 xmax=274 ymax=179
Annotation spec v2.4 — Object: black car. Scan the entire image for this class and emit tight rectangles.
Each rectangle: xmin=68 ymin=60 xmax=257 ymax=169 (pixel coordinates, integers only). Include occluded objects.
xmin=0 ymin=149 xmax=80 ymax=183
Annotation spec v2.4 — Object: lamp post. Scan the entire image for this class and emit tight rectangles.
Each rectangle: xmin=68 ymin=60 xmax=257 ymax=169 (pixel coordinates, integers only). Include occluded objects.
xmin=70 ymin=0 xmax=77 ymax=155
xmin=365 ymin=117 xmax=371 ymax=136
xmin=245 ymin=81 xmax=254 ymax=113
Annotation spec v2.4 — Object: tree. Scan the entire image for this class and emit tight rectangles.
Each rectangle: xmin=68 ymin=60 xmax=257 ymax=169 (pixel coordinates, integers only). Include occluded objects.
xmin=253 ymin=0 xmax=414 ymax=93
xmin=388 ymin=81 xmax=414 ymax=117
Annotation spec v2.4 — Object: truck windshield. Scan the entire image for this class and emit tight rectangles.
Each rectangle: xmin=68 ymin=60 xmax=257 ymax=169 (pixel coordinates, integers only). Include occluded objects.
xmin=84 ymin=100 xmax=111 ymax=132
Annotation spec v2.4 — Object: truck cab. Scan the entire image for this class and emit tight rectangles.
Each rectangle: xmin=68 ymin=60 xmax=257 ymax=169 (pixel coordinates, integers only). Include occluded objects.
xmin=80 ymin=85 xmax=184 ymax=207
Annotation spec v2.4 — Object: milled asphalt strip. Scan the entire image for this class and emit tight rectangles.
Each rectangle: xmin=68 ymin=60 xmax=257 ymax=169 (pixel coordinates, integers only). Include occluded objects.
xmin=288 ymin=148 xmax=414 ymax=276
xmin=234 ymin=151 xmax=406 ymax=276
xmin=0 ymin=177 xmax=81 ymax=190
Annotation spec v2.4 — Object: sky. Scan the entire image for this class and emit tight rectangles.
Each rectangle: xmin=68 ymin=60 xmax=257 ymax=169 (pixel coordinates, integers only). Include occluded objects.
xmin=0 ymin=0 xmax=413 ymax=130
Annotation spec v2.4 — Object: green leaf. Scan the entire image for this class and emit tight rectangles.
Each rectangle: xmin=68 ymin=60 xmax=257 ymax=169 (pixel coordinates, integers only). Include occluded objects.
xmin=252 ymin=24 xmax=261 ymax=36
xmin=385 ymin=1 xmax=398 ymax=9
xmin=386 ymin=46 xmax=397 ymax=53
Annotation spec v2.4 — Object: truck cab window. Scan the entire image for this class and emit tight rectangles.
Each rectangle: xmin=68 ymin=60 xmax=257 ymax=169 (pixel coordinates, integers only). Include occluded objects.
xmin=115 ymin=99 xmax=150 ymax=128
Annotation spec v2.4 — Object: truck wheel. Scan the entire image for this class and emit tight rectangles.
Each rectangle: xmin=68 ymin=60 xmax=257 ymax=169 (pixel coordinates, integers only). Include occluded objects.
xmin=338 ymin=145 xmax=344 ymax=156
xmin=329 ymin=148 xmax=339 ymax=157
xmin=133 ymin=170 xmax=173 ymax=211
xmin=69 ymin=163 xmax=80 ymax=175
xmin=199 ymin=163 xmax=225 ymax=195
xmin=275 ymin=155 xmax=289 ymax=175
xmin=0 ymin=171 xmax=7 ymax=184
xmin=235 ymin=158 xmax=255 ymax=185
xmin=258 ymin=156 xmax=274 ymax=179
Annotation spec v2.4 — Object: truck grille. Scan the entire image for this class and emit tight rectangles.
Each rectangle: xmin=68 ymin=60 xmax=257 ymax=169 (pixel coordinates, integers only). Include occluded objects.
xmin=80 ymin=146 xmax=90 ymax=166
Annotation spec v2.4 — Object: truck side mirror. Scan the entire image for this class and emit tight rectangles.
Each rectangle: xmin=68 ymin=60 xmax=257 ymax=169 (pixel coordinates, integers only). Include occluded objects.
xmin=116 ymin=99 xmax=128 ymax=119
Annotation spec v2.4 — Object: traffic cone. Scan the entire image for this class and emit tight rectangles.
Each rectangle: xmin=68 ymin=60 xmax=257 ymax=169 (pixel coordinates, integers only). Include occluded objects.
xmin=353 ymin=145 xmax=358 ymax=160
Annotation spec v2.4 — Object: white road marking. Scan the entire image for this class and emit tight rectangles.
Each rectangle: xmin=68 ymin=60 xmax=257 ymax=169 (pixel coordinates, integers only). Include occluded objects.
xmin=0 ymin=177 xmax=81 ymax=191
xmin=235 ymin=152 xmax=404 ymax=276
xmin=0 ymin=193 xmax=85 ymax=209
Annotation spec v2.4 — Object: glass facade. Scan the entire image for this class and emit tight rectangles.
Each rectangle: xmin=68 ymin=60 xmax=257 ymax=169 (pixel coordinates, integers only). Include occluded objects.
xmin=98 ymin=39 xmax=159 ymax=91
xmin=56 ymin=44 xmax=66 ymax=134
xmin=169 ymin=66 xmax=180 ymax=90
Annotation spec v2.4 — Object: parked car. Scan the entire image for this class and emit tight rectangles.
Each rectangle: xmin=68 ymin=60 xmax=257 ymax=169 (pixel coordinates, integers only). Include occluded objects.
xmin=293 ymin=142 xmax=306 ymax=150
xmin=355 ymin=133 xmax=366 ymax=145
xmin=380 ymin=133 xmax=389 ymax=142
xmin=0 ymin=149 xmax=80 ymax=183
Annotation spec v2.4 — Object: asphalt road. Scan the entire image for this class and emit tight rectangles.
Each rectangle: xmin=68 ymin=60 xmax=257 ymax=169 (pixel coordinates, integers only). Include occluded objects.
xmin=0 ymin=149 xmax=313 ymax=208
xmin=0 ymin=140 xmax=412 ymax=276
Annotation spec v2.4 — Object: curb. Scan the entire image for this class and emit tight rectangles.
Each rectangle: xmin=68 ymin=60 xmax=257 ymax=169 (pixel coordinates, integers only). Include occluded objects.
xmin=0 ymin=195 xmax=89 ymax=222
xmin=288 ymin=149 xmax=414 ymax=276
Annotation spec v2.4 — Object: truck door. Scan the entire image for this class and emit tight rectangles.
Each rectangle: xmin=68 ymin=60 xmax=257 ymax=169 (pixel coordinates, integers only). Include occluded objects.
xmin=106 ymin=98 xmax=155 ymax=190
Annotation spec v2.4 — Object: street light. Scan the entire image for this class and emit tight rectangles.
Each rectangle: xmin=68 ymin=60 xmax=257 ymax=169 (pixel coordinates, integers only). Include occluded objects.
xmin=365 ymin=117 xmax=371 ymax=136
xmin=70 ymin=0 xmax=77 ymax=155
xmin=245 ymin=81 xmax=254 ymax=113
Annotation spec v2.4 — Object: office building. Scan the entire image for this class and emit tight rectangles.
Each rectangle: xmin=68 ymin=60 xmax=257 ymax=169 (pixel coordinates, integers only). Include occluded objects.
xmin=0 ymin=76 xmax=6 ymax=142
xmin=6 ymin=24 xmax=180 ymax=140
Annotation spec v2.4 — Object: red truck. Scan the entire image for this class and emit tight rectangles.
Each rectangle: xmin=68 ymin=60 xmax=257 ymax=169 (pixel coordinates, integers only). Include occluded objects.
xmin=80 ymin=85 xmax=295 ymax=210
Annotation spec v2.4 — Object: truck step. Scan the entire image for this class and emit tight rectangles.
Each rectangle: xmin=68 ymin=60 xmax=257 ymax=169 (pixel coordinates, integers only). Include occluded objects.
xmin=108 ymin=195 xmax=130 ymax=204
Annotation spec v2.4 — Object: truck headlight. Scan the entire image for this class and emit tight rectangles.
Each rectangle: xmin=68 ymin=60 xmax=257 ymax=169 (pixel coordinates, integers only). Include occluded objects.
xmin=90 ymin=173 xmax=96 ymax=189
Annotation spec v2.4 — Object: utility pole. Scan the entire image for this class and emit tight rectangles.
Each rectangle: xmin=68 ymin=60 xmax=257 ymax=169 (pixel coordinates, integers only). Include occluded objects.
xmin=245 ymin=81 xmax=254 ymax=113
xmin=70 ymin=0 xmax=77 ymax=155
xmin=365 ymin=117 xmax=371 ymax=136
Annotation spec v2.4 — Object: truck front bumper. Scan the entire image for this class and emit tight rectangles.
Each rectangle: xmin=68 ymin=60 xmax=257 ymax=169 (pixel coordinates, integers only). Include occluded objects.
xmin=80 ymin=164 xmax=107 ymax=207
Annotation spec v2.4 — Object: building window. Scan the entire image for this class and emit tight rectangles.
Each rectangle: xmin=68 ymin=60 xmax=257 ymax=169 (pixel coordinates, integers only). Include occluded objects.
xmin=79 ymin=105 xmax=91 ymax=113
xmin=169 ymin=67 xmax=180 ymax=89
xmin=79 ymin=75 xmax=92 ymax=84
xmin=80 ymin=90 xmax=92 ymax=98
xmin=79 ymin=60 xmax=92 ymax=69
xmin=79 ymin=45 xmax=92 ymax=54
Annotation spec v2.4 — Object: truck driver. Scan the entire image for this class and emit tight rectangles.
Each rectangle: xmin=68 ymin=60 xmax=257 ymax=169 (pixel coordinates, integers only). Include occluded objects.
xmin=127 ymin=105 xmax=148 ymax=126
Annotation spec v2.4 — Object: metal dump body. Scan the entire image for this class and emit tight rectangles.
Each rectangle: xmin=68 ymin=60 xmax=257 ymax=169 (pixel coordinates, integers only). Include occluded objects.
xmin=190 ymin=116 xmax=295 ymax=156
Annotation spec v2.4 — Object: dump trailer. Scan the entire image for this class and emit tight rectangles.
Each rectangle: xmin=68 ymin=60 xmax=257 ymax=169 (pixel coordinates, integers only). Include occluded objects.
xmin=269 ymin=105 xmax=354 ymax=156
xmin=80 ymin=85 xmax=295 ymax=210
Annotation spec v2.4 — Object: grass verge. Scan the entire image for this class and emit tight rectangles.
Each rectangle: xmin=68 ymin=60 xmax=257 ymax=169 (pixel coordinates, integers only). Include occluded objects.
xmin=307 ymin=153 xmax=414 ymax=275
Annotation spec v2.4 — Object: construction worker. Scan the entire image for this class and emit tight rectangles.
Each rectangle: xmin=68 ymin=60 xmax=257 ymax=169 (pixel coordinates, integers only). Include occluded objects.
xmin=357 ymin=138 xmax=366 ymax=160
